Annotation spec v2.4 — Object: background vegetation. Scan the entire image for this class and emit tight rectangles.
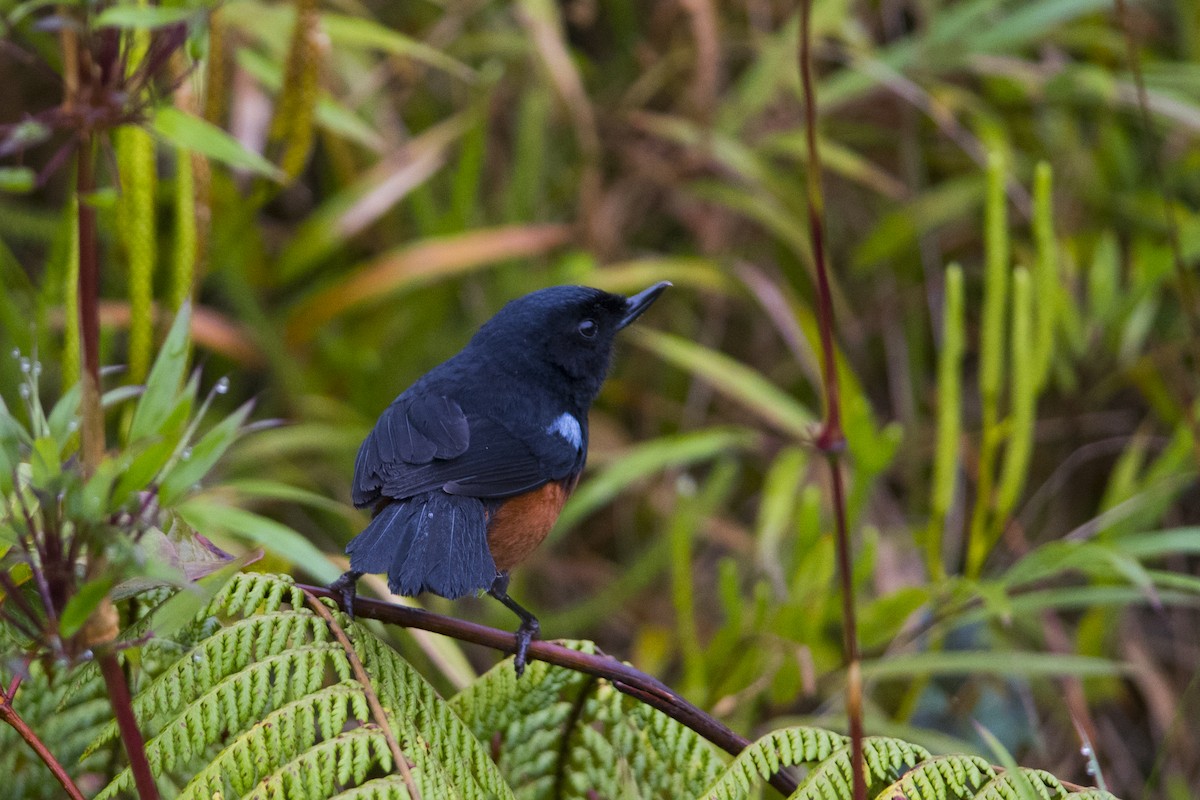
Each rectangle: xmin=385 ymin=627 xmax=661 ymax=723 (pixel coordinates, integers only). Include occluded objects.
xmin=1 ymin=0 xmax=1198 ymax=797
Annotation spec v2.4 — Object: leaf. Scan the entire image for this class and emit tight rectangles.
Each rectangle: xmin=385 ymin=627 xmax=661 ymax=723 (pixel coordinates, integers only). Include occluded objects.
xmin=111 ymin=439 xmax=179 ymax=507
xmin=554 ymin=427 xmax=758 ymax=533
xmin=285 ymin=224 xmax=574 ymax=343
xmin=144 ymin=552 xmax=257 ymax=639
xmin=150 ymin=107 xmax=285 ymax=180
xmin=59 ymin=578 xmax=114 ymax=639
xmin=128 ymin=302 xmax=192 ymax=442
xmin=68 ymin=456 xmax=124 ymax=522
xmin=30 ymin=435 xmax=60 ymax=488
xmin=861 ymin=651 xmax=1128 ymax=680
xmin=95 ymin=5 xmax=197 ymax=28
xmin=46 ymin=381 xmax=81 ymax=449
xmin=158 ymin=399 xmax=254 ymax=505
xmin=177 ymin=500 xmax=341 ymax=583
xmin=0 ymin=167 xmax=35 ymax=193
xmin=630 ymin=328 xmax=815 ymax=437
xmin=320 ymin=13 xmax=476 ymax=81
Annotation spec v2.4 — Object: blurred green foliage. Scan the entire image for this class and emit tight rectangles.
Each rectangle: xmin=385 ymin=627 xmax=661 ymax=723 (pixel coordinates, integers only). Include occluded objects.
xmin=2 ymin=0 xmax=1199 ymax=797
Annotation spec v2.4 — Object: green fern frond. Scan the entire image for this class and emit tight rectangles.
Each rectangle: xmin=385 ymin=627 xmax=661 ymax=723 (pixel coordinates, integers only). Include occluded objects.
xmin=83 ymin=613 xmax=337 ymax=757
xmin=974 ymin=768 xmax=1067 ymax=800
xmin=192 ymin=697 xmax=387 ymax=800
xmin=1065 ymin=791 xmax=1120 ymax=800
xmin=71 ymin=574 xmax=1116 ymax=800
xmin=452 ymin=642 xmax=730 ymax=799
xmin=789 ymin=736 xmax=929 ymax=800
xmin=326 ymin=775 xmax=427 ymax=800
xmin=352 ymin=630 xmax=514 ymax=800
xmin=698 ymin=726 xmax=849 ymax=799
xmin=205 ymin=571 xmax=307 ymax=617
xmin=608 ymin=689 xmax=725 ymax=795
xmin=874 ymin=753 xmax=995 ymax=799
xmin=87 ymin=573 xmax=510 ymax=800
xmin=0 ymin=661 xmax=111 ymax=799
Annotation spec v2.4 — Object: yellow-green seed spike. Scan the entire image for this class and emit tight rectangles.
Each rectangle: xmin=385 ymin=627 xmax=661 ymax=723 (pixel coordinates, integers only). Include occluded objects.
xmin=967 ymin=152 xmax=1010 ymax=577
xmin=994 ymin=267 xmax=1036 ymax=533
xmin=172 ymin=146 xmax=197 ymax=311
xmin=267 ymin=0 xmax=320 ymax=184
xmin=118 ymin=15 xmax=158 ymax=385
xmin=980 ymin=150 xmax=1010 ymax=414
xmin=118 ymin=124 xmax=157 ymax=386
xmin=926 ymin=265 xmax=965 ymax=581
xmin=1032 ymin=162 xmax=1057 ymax=391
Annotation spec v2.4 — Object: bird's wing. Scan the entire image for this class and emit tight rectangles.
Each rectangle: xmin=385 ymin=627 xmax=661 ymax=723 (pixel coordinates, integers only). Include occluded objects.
xmin=353 ymin=395 xmax=579 ymax=505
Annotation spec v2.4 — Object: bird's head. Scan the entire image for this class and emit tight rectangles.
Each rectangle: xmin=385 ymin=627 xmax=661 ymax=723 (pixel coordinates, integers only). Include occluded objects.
xmin=468 ymin=282 xmax=671 ymax=407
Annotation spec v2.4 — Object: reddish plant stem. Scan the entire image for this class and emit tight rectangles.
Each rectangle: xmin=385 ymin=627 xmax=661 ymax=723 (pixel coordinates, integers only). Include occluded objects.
xmin=96 ymin=650 xmax=160 ymax=800
xmin=300 ymin=585 xmax=800 ymax=798
xmin=799 ymin=2 xmax=865 ymax=800
xmin=1112 ymin=0 xmax=1200 ymax=473
xmin=0 ymin=691 xmax=86 ymax=800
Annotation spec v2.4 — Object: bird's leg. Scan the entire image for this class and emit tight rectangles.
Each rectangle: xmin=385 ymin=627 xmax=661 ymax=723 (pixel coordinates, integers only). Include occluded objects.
xmin=488 ymin=571 xmax=540 ymax=677
xmin=329 ymin=570 xmax=363 ymax=619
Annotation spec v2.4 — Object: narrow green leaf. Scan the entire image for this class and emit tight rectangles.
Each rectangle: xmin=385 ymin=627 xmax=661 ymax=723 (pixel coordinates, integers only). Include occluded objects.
xmin=150 ymin=107 xmax=285 ymax=180
xmin=30 ymin=435 xmax=60 ymax=488
xmin=59 ymin=578 xmax=114 ymax=638
xmin=69 ymin=457 xmax=123 ymax=522
xmin=861 ymin=651 xmax=1127 ymax=680
xmin=631 ymin=329 xmax=814 ymax=437
xmin=159 ymin=400 xmax=254 ymax=506
xmin=95 ymin=5 xmax=197 ymax=28
xmin=0 ymin=167 xmax=36 ymax=193
xmin=177 ymin=500 xmax=340 ymax=583
xmin=146 ymin=554 xmax=252 ymax=639
xmin=46 ymin=381 xmax=81 ymax=450
xmin=554 ymin=427 xmax=757 ymax=534
xmin=320 ymin=12 xmax=476 ymax=81
xmin=128 ymin=302 xmax=192 ymax=442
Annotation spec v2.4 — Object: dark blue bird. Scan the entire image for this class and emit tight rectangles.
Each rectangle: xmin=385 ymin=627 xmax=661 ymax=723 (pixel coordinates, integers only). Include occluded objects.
xmin=331 ymin=282 xmax=670 ymax=674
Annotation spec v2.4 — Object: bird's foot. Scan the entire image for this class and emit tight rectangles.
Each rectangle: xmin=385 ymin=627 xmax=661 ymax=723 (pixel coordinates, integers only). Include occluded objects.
xmin=329 ymin=570 xmax=362 ymax=619
xmin=489 ymin=572 xmax=541 ymax=677
xmin=512 ymin=616 xmax=540 ymax=677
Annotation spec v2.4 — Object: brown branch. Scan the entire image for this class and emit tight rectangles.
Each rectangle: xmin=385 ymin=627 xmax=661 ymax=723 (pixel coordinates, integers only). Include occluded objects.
xmin=798 ymin=4 xmax=865 ymax=800
xmin=302 ymin=590 xmax=421 ymax=800
xmin=298 ymin=584 xmax=799 ymax=798
xmin=96 ymin=650 xmax=160 ymax=800
xmin=0 ymin=683 xmax=86 ymax=800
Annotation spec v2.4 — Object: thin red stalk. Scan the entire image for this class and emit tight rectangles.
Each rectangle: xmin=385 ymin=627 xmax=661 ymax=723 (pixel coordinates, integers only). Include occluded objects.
xmin=0 ymin=693 xmax=86 ymax=800
xmin=96 ymin=650 xmax=160 ymax=800
xmin=799 ymin=3 xmax=865 ymax=800
xmin=300 ymin=585 xmax=800 ymax=798
xmin=1112 ymin=0 xmax=1200 ymax=472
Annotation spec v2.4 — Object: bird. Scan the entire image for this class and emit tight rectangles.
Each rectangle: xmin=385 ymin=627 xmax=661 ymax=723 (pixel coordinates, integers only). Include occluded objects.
xmin=331 ymin=281 xmax=670 ymax=674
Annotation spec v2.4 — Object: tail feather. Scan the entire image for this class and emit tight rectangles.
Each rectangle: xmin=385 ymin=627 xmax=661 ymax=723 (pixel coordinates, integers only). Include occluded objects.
xmin=346 ymin=492 xmax=495 ymax=600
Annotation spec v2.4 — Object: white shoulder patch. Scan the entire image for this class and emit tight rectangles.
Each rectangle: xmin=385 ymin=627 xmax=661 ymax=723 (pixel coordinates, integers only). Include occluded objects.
xmin=546 ymin=412 xmax=583 ymax=451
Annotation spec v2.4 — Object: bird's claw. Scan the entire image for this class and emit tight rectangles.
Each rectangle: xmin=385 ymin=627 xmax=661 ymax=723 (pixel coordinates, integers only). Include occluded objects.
xmin=329 ymin=570 xmax=361 ymax=620
xmin=512 ymin=617 xmax=540 ymax=677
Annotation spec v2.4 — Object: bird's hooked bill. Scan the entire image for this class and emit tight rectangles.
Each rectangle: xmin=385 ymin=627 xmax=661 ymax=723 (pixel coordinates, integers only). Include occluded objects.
xmin=617 ymin=281 xmax=672 ymax=330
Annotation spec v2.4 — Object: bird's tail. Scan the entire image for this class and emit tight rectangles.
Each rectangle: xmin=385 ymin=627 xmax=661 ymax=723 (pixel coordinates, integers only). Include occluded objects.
xmin=346 ymin=492 xmax=496 ymax=599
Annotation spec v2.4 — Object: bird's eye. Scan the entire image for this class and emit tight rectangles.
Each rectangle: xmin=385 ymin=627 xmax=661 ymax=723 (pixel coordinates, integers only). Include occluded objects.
xmin=578 ymin=319 xmax=598 ymax=339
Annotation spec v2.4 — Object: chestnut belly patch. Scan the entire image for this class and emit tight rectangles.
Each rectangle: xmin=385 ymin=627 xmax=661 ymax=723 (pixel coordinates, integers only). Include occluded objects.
xmin=486 ymin=482 xmax=569 ymax=571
